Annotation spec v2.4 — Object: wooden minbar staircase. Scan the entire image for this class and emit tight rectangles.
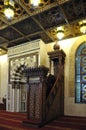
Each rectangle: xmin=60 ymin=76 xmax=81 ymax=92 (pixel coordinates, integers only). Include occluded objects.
xmin=23 ymin=44 xmax=66 ymax=127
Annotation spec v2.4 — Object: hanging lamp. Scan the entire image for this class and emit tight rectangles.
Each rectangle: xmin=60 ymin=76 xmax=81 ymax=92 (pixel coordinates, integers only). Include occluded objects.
xmin=3 ymin=0 xmax=15 ymax=19
xmin=56 ymin=26 xmax=64 ymax=40
xmin=79 ymin=19 xmax=86 ymax=34
xmin=30 ymin=0 xmax=41 ymax=7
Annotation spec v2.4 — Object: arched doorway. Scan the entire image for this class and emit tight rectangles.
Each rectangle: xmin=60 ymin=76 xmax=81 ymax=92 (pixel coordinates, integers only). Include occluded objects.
xmin=7 ymin=63 xmax=28 ymax=112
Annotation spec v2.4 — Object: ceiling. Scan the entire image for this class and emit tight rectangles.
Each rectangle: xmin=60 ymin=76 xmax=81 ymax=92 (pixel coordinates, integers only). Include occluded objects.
xmin=0 ymin=0 xmax=86 ymax=51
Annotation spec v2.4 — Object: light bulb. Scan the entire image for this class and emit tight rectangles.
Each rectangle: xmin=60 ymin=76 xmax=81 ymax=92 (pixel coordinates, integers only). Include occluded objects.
xmin=57 ymin=26 xmax=64 ymax=39
xmin=80 ymin=24 xmax=86 ymax=34
xmin=4 ymin=0 xmax=15 ymax=19
xmin=57 ymin=30 xmax=64 ymax=39
xmin=79 ymin=19 xmax=86 ymax=34
xmin=30 ymin=0 xmax=40 ymax=6
xmin=4 ymin=7 xmax=14 ymax=19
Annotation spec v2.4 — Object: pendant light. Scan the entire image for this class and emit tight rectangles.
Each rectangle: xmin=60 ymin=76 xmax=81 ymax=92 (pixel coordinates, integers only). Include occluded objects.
xmin=3 ymin=0 xmax=15 ymax=19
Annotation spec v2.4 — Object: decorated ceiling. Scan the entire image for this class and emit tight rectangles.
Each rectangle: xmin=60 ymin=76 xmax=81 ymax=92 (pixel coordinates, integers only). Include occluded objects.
xmin=0 ymin=0 xmax=86 ymax=50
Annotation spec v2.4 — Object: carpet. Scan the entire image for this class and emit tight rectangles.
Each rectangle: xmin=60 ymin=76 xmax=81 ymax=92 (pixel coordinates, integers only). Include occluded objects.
xmin=0 ymin=110 xmax=86 ymax=130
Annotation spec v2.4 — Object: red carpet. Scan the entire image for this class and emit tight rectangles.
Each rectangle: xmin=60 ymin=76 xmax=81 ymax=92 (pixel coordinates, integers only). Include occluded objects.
xmin=0 ymin=110 xmax=86 ymax=130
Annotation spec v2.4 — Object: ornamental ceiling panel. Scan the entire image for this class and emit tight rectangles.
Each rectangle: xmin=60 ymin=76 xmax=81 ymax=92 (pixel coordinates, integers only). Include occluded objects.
xmin=34 ymin=6 xmax=66 ymax=29
xmin=62 ymin=0 xmax=86 ymax=22
xmin=0 ymin=0 xmax=86 ymax=50
xmin=0 ymin=36 xmax=7 ymax=44
xmin=0 ymin=27 xmax=22 ymax=40
xmin=13 ymin=17 xmax=42 ymax=35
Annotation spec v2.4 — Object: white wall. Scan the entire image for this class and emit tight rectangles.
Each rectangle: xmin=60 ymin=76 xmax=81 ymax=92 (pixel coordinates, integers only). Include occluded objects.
xmin=0 ymin=54 xmax=8 ymax=103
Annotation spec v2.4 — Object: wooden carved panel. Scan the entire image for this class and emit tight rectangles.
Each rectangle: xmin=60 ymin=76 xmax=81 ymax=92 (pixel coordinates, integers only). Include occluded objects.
xmin=28 ymin=80 xmax=42 ymax=120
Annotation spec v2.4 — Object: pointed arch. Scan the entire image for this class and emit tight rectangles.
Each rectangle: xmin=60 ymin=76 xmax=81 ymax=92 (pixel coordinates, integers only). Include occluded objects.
xmin=68 ymin=35 xmax=86 ymax=97
xmin=10 ymin=63 xmax=27 ymax=84
xmin=75 ymin=43 xmax=86 ymax=103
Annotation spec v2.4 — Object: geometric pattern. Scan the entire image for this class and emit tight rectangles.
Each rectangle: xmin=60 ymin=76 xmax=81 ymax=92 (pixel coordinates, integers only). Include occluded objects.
xmin=9 ymin=54 xmax=38 ymax=83
xmin=0 ymin=0 xmax=86 ymax=50
xmin=75 ymin=43 xmax=86 ymax=103
xmin=28 ymin=83 xmax=42 ymax=120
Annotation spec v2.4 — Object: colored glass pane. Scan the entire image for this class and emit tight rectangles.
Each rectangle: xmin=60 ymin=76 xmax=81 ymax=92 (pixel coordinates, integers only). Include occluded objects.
xmin=75 ymin=42 xmax=86 ymax=103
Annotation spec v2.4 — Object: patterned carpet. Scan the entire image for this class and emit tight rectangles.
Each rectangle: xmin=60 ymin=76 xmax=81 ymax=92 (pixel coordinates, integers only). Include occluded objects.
xmin=0 ymin=110 xmax=86 ymax=130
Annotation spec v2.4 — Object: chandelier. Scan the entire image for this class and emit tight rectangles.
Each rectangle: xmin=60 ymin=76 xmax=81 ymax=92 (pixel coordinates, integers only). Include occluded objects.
xmin=3 ymin=0 xmax=15 ymax=19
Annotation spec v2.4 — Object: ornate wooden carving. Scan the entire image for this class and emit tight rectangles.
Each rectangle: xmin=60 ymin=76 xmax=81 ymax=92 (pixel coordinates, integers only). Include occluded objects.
xmin=48 ymin=43 xmax=66 ymax=77
xmin=23 ymin=66 xmax=49 ymax=127
xmin=23 ymin=43 xmax=66 ymax=126
xmin=46 ymin=43 xmax=66 ymax=121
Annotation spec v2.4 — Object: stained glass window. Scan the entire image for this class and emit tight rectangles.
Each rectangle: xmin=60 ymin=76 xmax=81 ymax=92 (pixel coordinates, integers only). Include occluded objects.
xmin=75 ymin=43 xmax=86 ymax=103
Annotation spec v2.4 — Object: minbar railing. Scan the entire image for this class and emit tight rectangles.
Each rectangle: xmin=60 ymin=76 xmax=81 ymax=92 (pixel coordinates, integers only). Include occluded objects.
xmin=23 ymin=66 xmax=64 ymax=127
xmin=23 ymin=44 xmax=66 ymax=127
xmin=23 ymin=66 xmax=49 ymax=127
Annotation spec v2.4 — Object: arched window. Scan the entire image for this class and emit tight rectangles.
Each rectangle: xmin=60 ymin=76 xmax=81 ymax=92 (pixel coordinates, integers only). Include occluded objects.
xmin=75 ymin=42 xmax=86 ymax=103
